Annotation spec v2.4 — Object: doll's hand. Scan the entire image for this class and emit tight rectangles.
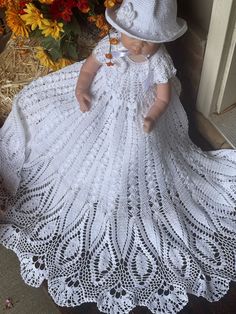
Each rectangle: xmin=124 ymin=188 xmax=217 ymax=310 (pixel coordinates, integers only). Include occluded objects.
xmin=143 ymin=116 xmax=156 ymax=133
xmin=75 ymin=88 xmax=92 ymax=112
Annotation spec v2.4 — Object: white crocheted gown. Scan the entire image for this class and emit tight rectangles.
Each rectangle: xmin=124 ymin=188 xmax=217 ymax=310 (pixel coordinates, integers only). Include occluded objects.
xmin=1 ymin=34 xmax=236 ymax=314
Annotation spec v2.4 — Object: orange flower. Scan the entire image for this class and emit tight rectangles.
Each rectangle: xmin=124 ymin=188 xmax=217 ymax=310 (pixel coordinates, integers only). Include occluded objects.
xmin=104 ymin=0 xmax=122 ymax=7
xmin=99 ymin=30 xmax=107 ymax=37
xmin=88 ymin=14 xmax=110 ymax=37
xmin=6 ymin=4 xmax=30 ymax=37
xmin=0 ymin=0 xmax=6 ymax=8
xmin=105 ymin=53 xmax=112 ymax=59
xmin=87 ymin=15 xmax=96 ymax=23
xmin=39 ymin=0 xmax=55 ymax=3
xmin=106 ymin=61 xmax=114 ymax=66
xmin=104 ymin=0 xmax=116 ymax=9
xmin=1 ymin=0 xmax=16 ymax=8
xmin=95 ymin=14 xmax=106 ymax=29
xmin=99 ymin=24 xmax=110 ymax=37
xmin=109 ymin=37 xmax=119 ymax=45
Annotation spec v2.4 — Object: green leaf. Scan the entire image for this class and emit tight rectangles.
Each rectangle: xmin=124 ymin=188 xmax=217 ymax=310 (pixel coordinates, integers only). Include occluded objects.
xmin=63 ymin=16 xmax=81 ymax=35
xmin=67 ymin=45 xmax=79 ymax=60
xmin=61 ymin=37 xmax=79 ymax=60
xmin=30 ymin=29 xmax=42 ymax=39
xmin=39 ymin=36 xmax=63 ymax=60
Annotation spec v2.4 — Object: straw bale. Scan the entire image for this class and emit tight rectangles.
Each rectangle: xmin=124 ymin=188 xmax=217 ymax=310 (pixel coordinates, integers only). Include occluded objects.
xmin=0 ymin=29 xmax=98 ymax=126
xmin=0 ymin=38 xmax=49 ymax=125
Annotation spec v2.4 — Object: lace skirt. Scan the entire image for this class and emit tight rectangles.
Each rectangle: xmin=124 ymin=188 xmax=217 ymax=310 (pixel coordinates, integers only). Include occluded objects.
xmin=1 ymin=62 xmax=236 ymax=314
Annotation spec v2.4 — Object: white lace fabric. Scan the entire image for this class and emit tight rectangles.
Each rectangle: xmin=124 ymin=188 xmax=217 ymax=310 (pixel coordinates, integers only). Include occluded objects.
xmin=1 ymin=34 xmax=236 ymax=314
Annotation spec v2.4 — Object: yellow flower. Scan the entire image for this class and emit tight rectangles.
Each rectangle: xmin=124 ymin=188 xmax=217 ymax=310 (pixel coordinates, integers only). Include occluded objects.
xmin=35 ymin=47 xmax=72 ymax=71
xmin=21 ymin=3 xmax=44 ymax=31
xmin=6 ymin=6 xmax=30 ymax=37
xmin=35 ymin=47 xmax=56 ymax=70
xmin=54 ymin=58 xmax=72 ymax=70
xmin=40 ymin=19 xmax=64 ymax=39
xmin=39 ymin=0 xmax=54 ymax=4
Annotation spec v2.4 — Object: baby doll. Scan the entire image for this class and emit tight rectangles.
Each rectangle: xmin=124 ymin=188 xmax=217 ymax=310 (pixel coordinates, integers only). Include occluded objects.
xmin=1 ymin=1 xmax=236 ymax=314
xmin=75 ymin=33 xmax=171 ymax=134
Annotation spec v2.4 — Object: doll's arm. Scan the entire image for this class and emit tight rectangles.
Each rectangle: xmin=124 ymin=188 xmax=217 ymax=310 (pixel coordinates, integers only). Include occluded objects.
xmin=143 ymin=82 xmax=171 ymax=133
xmin=75 ymin=54 xmax=102 ymax=112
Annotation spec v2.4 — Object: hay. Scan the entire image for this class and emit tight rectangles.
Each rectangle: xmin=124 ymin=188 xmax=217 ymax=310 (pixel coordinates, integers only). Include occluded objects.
xmin=0 ymin=29 xmax=98 ymax=125
xmin=0 ymin=38 xmax=49 ymax=124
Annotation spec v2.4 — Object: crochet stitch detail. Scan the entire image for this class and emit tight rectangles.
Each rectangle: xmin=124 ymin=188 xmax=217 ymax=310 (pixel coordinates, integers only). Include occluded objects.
xmin=1 ymin=35 xmax=236 ymax=314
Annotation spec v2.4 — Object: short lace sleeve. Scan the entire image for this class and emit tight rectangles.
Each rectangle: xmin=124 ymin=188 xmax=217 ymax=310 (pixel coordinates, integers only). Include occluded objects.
xmin=92 ymin=35 xmax=110 ymax=64
xmin=152 ymin=46 xmax=177 ymax=84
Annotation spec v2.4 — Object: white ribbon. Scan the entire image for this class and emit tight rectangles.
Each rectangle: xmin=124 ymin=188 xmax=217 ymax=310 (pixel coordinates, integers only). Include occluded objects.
xmin=112 ymin=50 xmax=129 ymax=58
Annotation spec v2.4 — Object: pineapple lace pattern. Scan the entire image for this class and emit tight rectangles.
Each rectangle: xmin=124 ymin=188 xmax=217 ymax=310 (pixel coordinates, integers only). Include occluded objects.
xmin=1 ymin=34 xmax=236 ymax=314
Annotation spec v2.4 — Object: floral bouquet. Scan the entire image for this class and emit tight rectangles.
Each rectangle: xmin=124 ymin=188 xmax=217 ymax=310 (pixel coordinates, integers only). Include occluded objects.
xmin=0 ymin=0 xmax=121 ymax=70
xmin=0 ymin=5 xmax=11 ymax=53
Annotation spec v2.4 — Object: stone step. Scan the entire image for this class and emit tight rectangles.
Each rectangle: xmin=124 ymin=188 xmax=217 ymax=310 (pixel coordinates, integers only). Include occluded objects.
xmin=194 ymin=111 xmax=232 ymax=149
xmin=0 ymin=245 xmax=60 ymax=314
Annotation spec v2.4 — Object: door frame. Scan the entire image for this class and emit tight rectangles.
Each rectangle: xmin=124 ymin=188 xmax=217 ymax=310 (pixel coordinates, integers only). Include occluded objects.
xmin=196 ymin=0 xmax=236 ymax=117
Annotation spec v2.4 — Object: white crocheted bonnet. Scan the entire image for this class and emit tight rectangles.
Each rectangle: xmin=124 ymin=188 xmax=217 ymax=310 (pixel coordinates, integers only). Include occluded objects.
xmin=105 ymin=0 xmax=187 ymax=43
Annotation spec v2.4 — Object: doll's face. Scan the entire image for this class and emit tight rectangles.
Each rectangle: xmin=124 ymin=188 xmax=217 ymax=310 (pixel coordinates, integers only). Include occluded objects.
xmin=120 ymin=33 xmax=159 ymax=57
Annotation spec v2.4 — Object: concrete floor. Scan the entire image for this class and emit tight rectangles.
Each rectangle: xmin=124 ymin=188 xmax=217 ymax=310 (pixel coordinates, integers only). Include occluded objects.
xmin=0 ymin=245 xmax=60 ymax=314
